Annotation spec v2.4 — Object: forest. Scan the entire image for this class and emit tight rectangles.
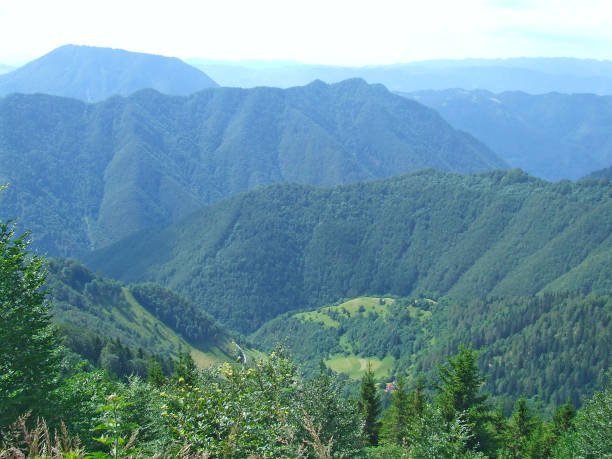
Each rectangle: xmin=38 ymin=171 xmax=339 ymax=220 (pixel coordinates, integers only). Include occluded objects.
xmin=1 ymin=44 xmax=611 ymax=458
xmin=1 ymin=214 xmax=611 ymax=458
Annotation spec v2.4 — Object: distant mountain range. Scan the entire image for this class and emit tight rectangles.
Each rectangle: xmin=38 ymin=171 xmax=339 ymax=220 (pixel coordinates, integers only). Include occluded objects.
xmin=187 ymin=57 xmax=612 ymax=95
xmin=0 ymin=64 xmax=14 ymax=74
xmin=0 ymin=45 xmax=218 ymax=102
xmin=85 ymin=169 xmax=612 ymax=334
xmin=401 ymin=89 xmax=612 ymax=181
xmin=0 ymin=79 xmax=505 ymax=257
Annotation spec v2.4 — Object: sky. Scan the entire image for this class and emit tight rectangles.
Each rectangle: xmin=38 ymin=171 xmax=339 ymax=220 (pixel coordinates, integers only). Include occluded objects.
xmin=0 ymin=0 xmax=611 ymax=66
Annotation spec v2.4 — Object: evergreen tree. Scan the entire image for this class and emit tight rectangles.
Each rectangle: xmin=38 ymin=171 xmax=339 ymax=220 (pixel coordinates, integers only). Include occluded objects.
xmin=173 ymin=351 xmax=197 ymax=386
xmin=552 ymin=399 xmax=576 ymax=436
xmin=0 ymin=215 xmax=61 ymax=427
xmin=504 ymin=396 xmax=536 ymax=458
xmin=434 ymin=345 xmax=495 ymax=453
xmin=147 ymin=356 xmax=166 ymax=387
xmin=409 ymin=375 xmax=427 ymax=419
xmin=360 ymin=361 xmax=381 ymax=446
xmin=380 ymin=376 xmax=410 ymax=445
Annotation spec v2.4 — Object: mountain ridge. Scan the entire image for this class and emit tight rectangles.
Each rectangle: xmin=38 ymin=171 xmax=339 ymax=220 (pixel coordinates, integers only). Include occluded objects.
xmin=0 ymin=44 xmax=218 ymax=102
xmin=402 ymin=88 xmax=612 ymax=181
xmin=188 ymin=57 xmax=612 ymax=94
xmin=84 ymin=169 xmax=612 ymax=334
xmin=0 ymin=79 xmax=506 ymax=257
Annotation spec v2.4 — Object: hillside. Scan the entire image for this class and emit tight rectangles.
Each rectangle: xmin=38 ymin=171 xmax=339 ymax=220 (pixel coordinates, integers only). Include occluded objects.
xmin=0 ymin=79 xmax=505 ymax=256
xmin=85 ymin=169 xmax=612 ymax=334
xmin=252 ymin=294 xmax=611 ymax=413
xmin=0 ymin=64 xmax=14 ymax=74
xmin=585 ymin=165 xmax=612 ymax=180
xmin=0 ymin=44 xmax=218 ymax=102
xmin=403 ymin=89 xmax=612 ymax=181
xmin=188 ymin=57 xmax=612 ymax=94
xmin=46 ymin=257 xmax=239 ymax=368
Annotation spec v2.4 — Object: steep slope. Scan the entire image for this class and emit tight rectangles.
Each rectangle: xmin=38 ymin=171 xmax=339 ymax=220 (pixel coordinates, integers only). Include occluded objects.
xmin=0 ymin=80 xmax=505 ymax=256
xmin=0 ymin=44 xmax=218 ymax=102
xmin=585 ymin=165 xmax=612 ymax=180
xmin=188 ymin=57 xmax=612 ymax=94
xmin=0 ymin=64 xmax=14 ymax=75
xmin=85 ymin=169 xmax=612 ymax=334
xmin=403 ymin=89 xmax=612 ymax=181
xmin=47 ymin=257 xmax=239 ymax=367
xmin=251 ymin=294 xmax=611 ymax=413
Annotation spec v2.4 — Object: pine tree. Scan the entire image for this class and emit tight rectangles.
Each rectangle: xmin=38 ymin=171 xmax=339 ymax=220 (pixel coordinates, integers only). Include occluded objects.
xmin=505 ymin=396 xmax=536 ymax=458
xmin=552 ymin=399 xmax=576 ymax=436
xmin=360 ymin=361 xmax=381 ymax=446
xmin=380 ymin=376 xmax=410 ymax=445
xmin=0 ymin=216 xmax=61 ymax=427
xmin=147 ymin=355 xmax=166 ymax=387
xmin=173 ymin=351 xmax=197 ymax=385
xmin=434 ymin=345 xmax=494 ymax=453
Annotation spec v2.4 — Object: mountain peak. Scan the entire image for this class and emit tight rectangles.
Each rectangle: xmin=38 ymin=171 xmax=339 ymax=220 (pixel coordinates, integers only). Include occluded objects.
xmin=0 ymin=45 xmax=218 ymax=102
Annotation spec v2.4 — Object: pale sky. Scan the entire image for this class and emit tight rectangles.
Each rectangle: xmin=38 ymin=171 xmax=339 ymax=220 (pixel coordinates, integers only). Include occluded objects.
xmin=1 ymin=0 xmax=611 ymax=66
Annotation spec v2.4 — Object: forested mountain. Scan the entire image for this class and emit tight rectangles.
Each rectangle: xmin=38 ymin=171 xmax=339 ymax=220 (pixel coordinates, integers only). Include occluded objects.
xmin=86 ymin=169 xmax=612 ymax=334
xmin=0 ymin=79 xmax=505 ymax=256
xmin=0 ymin=44 xmax=218 ymax=102
xmin=46 ymin=258 xmax=239 ymax=369
xmin=585 ymin=164 xmax=612 ymax=180
xmin=402 ymin=89 xmax=612 ymax=181
xmin=253 ymin=294 xmax=611 ymax=414
xmin=188 ymin=57 xmax=612 ymax=94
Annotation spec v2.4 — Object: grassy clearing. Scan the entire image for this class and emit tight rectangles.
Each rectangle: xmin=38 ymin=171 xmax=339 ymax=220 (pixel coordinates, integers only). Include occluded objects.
xmin=294 ymin=310 xmax=340 ymax=327
xmin=120 ymin=287 xmax=229 ymax=367
xmin=295 ymin=297 xmax=395 ymax=328
xmin=331 ymin=297 xmax=395 ymax=318
xmin=325 ymin=354 xmax=395 ymax=380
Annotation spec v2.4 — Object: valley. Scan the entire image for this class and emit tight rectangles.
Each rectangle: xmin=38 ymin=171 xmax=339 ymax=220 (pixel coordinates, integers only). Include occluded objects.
xmin=1 ymin=34 xmax=611 ymax=457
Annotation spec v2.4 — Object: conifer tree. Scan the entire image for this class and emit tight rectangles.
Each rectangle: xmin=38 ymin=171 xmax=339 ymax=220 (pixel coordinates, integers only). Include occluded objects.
xmin=147 ymin=355 xmax=166 ymax=387
xmin=0 ymin=214 xmax=61 ymax=427
xmin=173 ymin=351 xmax=197 ymax=385
xmin=380 ymin=376 xmax=410 ymax=445
xmin=360 ymin=361 xmax=381 ymax=446
xmin=434 ymin=345 xmax=494 ymax=453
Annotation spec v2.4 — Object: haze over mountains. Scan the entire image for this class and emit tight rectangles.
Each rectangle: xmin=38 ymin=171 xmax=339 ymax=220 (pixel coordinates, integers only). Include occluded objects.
xmin=0 ymin=45 xmax=218 ymax=102
xmin=188 ymin=57 xmax=612 ymax=94
xmin=403 ymin=89 xmax=612 ymax=181
xmin=86 ymin=169 xmax=612 ymax=334
xmin=0 ymin=79 xmax=505 ymax=257
xmin=0 ymin=64 xmax=14 ymax=74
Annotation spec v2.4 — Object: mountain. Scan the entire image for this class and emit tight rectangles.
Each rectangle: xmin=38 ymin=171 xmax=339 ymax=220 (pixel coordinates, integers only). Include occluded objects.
xmin=402 ymin=89 xmax=612 ymax=181
xmin=584 ymin=165 xmax=612 ymax=180
xmin=0 ymin=79 xmax=505 ymax=257
xmin=85 ymin=169 xmax=612 ymax=334
xmin=187 ymin=57 xmax=612 ymax=94
xmin=0 ymin=45 xmax=218 ymax=102
xmin=252 ymin=294 xmax=611 ymax=413
xmin=0 ymin=64 xmax=14 ymax=75
xmin=46 ymin=257 xmax=240 ymax=368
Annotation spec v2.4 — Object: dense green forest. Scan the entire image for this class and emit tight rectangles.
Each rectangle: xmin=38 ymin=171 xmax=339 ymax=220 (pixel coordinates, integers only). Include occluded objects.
xmin=0 ymin=44 xmax=218 ymax=102
xmin=403 ymin=89 xmax=612 ymax=180
xmin=46 ymin=257 xmax=243 ymax=371
xmin=2 ymin=187 xmax=611 ymax=457
xmin=87 ymin=169 xmax=612 ymax=334
xmin=0 ymin=79 xmax=504 ymax=257
xmin=253 ymin=294 xmax=611 ymax=414
xmin=0 ymin=227 xmax=609 ymax=457
xmin=586 ymin=164 xmax=612 ymax=180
